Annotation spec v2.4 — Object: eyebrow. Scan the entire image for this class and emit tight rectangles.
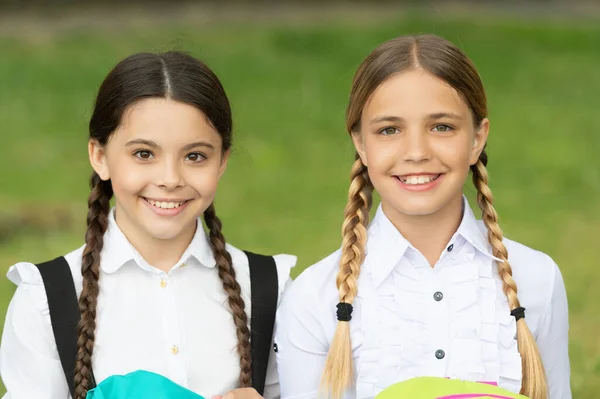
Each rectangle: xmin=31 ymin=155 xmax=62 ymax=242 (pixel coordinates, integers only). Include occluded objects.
xmin=125 ymin=139 xmax=215 ymax=150
xmin=125 ymin=139 xmax=159 ymax=148
xmin=182 ymin=141 xmax=215 ymax=151
xmin=369 ymin=112 xmax=464 ymax=125
xmin=426 ymin=112 xmax=464 ymax=121
xmin=368 ymin=115 xmax=405 ymax=125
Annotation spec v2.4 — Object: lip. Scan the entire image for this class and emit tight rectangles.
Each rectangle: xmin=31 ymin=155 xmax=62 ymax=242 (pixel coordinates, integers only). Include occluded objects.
xmin=141 ymin=197 xmax=191 ymax=217
xmin=144 ymin=197 xmax=191 ymax=202
xmin=396 ymin=172 xmax=441 ymax=178
xmin=395 ymin=173 xmax=444 ymax=192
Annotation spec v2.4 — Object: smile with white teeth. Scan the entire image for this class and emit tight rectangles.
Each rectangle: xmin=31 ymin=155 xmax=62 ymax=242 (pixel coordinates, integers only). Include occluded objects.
xmin=398 ymin=175 xmax=440 ymax=185
xmin=145 ymin=198 xmax=187 ymax=209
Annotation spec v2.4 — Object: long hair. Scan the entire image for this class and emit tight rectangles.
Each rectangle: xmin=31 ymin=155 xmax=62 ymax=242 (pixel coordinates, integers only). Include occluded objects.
xmin=74 ymin=52 xmax=251 ymax=398
xmin=321 ymin=35 xmax=547 ymax=399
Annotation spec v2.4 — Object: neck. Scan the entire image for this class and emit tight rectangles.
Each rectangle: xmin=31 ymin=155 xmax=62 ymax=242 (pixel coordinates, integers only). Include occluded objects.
xmin=382 ymin=194 xmax=464 ymax=267
xmin=137 ymin=232 xmax=195 ymax=272
xmin=115 ymin=213 xmax=197 ymax=272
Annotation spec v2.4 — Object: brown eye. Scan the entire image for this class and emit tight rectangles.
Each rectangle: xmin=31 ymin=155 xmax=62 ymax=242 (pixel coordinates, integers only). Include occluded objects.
xmin=134 ymin=150 xmax=153 ymax=160
xmin=186 ymin=152 xmax=206 ymax=162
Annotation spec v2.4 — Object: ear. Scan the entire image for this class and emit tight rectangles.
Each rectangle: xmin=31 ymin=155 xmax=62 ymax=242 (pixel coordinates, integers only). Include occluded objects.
xmin=351 ymin=131 xmax=368 ymax=167
xmin=218 ymin=149 xmax=231 ymax=179
xmin=469 ymin=118 xmax=489 ymax=165
xmin=88 ymin=139 xmax=110 ymax=180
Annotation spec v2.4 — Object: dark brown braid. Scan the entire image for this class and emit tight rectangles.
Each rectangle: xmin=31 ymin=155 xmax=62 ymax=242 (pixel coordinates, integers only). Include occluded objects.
xmin=203 ymin=203 xmax=252 ymax=387
xmin=80 ymin=50 xmax=237 ymax=394
xmin=73 ymin=173 xmax=113 ymax=399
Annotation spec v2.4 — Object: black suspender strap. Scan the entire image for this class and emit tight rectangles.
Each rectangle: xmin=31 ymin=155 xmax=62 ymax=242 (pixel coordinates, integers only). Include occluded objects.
xmin=35 ymin=256 xmax=96 ymax=397
xmin=36 ymin=253 xmax=276 ymax=395
xmin=244 ymin=251 xmax=279 ymax=396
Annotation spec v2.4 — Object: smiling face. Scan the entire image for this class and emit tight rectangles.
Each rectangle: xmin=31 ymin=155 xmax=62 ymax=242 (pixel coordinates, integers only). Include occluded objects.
xmin=353 ymin=68 xmax=489 ymax=221
xmin=89 ymin=97 xmax=229 ymax=246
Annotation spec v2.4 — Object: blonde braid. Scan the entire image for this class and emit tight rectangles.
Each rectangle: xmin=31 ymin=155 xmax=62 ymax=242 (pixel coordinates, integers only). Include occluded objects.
xmin=320 ymin=155 xmax=373 ymax=398
xmin=471 ymin=151 xmax=548 ymax=399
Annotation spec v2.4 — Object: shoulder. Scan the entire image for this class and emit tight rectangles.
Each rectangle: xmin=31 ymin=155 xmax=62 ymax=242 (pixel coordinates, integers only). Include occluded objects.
xmin=6 ymin=244 xmax=85 ymax=315
xmin=275 ymin=249 xmax=341 ymax=347
xmin=476 ymin=220 xmax=560 ymax=294
xmin=502 ymin=236 xmax=560 ymax=295
xmin=476 ymin=220 xmax=564 ymax=320
xmin=501 ymin=236 xmax=568 ymax=337
xmin=281 ymin=248 xmax=342 ymax=310
xmin=225 ymin=243 xmax=297 ymax=300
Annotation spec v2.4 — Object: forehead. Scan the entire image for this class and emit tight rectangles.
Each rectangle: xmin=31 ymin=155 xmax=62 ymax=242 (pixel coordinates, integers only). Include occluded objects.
xmin=363 ymin=69 xmax=471 ymax=119
xmin=111 ymin=97 xmax=221 ymax=144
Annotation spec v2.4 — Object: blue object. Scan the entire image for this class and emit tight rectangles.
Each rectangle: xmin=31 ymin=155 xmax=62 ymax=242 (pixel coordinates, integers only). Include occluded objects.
xmin=85 ymin=370 xmax=206 ymax=399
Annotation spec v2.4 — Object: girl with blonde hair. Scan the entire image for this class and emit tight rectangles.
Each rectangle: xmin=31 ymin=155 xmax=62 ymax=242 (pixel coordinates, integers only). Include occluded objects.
xmin=275 ymin=34 xmax=570 ymax=399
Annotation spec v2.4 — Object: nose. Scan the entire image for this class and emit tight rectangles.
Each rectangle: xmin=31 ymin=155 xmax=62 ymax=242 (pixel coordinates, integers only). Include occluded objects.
xmin=156 ymin=159 xmax=184 ymax=190
xmin=403 ymin=129 xmax=432 ymax=163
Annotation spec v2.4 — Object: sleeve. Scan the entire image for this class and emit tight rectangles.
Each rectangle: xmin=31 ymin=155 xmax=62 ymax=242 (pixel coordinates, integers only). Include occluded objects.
xmin=274 ymin=273 xmax=330 ymax=399
xmin=262 ymin=255 xmax=296 ymax=399
xmin=535 ymin=257 xmax=571 ymax=399
xmin=0 ymin=263 xmax=70 ymax=399
xmin=261 ymin=335 xmax=282 ymax=399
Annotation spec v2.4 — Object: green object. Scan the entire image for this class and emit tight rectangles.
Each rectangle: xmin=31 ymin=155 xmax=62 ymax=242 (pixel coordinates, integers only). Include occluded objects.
xmin=85 ymin=370 xmax=206 ymax=399
xmin=375 ymin=377 xmax=529 ymax=399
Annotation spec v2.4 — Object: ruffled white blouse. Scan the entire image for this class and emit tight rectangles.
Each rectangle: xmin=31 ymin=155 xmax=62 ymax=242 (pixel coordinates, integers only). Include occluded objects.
xmin=275 ymin=198 xmax=570 ymax=399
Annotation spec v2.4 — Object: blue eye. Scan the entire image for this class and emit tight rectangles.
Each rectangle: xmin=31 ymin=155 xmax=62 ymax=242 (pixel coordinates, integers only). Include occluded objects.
xmin=134 ymin=150 xmax=154 ymax=160
xmin=433 ymin=124 xmax=454 ymax=132
xmin=186 ymin=152 xmax=206 ymax=162
xmin=380 ymin=127 xmax=398 ymax=135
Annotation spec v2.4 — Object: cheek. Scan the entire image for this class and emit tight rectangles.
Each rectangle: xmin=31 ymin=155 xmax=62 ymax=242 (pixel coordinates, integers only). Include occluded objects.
xmin=188 ymin=165 xmax=223 ymax=195
xmin=364 ymin=140 xmax=398 ymax=172
xmin=106 ymin=159 xmax=149 ymax=195
xmin=434 ymin=139 xmax=472 ymax=168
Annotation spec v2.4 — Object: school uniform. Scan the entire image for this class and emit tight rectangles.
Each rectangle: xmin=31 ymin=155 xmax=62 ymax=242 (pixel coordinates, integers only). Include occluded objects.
xmin=0 ymin=208 xmax=296 ymax=399
xmin=275 ymin=196 xmax=570 ymax=399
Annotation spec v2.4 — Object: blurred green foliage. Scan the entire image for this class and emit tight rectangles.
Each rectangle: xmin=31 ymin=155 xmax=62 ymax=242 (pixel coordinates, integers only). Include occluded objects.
xmin=0 ymin=8 xmax=598 ymax=397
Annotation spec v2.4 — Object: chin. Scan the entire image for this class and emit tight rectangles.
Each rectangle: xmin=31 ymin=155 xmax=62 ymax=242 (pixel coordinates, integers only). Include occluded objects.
xmin=387 ymin=197 xmax=445 ymax=217
xmin=144 ymin=228 xmax=184 ymax=241
xmin=145 ymin=218 xmax=198 ymax=240
xmin=397 ymin=206 xmax=439 ymax=217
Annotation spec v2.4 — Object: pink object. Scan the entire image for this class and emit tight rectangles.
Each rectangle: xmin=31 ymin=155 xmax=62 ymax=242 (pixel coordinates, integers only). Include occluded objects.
xmin=437 ymin=395 xmax=514 ymax=399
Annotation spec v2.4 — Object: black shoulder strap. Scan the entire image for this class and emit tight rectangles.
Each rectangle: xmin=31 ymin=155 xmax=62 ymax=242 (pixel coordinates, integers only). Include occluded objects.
xmin=36 ymin=253 xmax=276 ymax=395
xmin=35 ymin=256 xmax=96 ymax=397
xmin=244 ymin=251 xmax=278 ymax=396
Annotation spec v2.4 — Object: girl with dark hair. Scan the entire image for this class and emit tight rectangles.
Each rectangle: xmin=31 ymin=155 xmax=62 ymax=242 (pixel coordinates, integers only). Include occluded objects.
xmin=0 ymin=51 xmax=295 ymax=399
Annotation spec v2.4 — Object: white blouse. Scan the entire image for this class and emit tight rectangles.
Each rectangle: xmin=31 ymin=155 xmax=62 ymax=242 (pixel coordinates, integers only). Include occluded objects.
xmin=275 ymin=198 xmax=570 ymax=399
xmin=0 ymin=209 xmax=296 ymax=399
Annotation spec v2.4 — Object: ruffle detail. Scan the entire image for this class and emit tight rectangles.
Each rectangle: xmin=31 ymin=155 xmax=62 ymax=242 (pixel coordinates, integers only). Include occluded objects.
xmin=495 ymin=276 xmax=523 ymax=393
xmin=6 ymin=262 xmax=50 ymax=315
xmin=356 ymin=253 xmax=430 ymax=398
xmin=444 ymin=253 xmax=496 ymax=383
xmin=272 ymin=254 xmax=297 ymax=298
xmin=355 ymin=240 xmax=522 ymax=398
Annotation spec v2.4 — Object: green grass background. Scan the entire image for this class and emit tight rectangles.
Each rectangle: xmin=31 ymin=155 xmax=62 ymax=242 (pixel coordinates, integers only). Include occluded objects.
xmin=0 ymin=8 xmax=598 ymax=397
